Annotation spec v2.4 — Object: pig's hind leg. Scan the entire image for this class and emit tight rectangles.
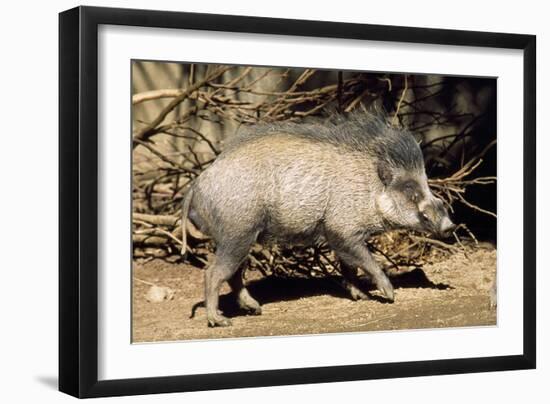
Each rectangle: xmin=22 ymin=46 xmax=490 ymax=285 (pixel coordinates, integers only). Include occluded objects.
xmin=339 ymin=264 xmax=370 ymax=301
xmin=205 ymin=236 xmax=256 ymax=327
xmin=228 ymin=266 xmax=262 ymax=315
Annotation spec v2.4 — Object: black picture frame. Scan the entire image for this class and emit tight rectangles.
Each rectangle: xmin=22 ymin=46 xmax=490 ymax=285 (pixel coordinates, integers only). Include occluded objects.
xmin=59 ymin=5 xmax=536 ymax=398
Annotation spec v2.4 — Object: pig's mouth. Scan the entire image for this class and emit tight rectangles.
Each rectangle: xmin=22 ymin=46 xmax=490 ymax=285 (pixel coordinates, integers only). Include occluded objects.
xmin=438 ymin=218 xmax=457 ymax=239
xmin=431 ymin=223 xmax=456 ymax=239
xmin=419 ymin=211 xmax=456 ymax=239
xmin=420 ymin=222 xmax=456 ymax=239
xmin=437 ymin=229 xmax=454 ymax=239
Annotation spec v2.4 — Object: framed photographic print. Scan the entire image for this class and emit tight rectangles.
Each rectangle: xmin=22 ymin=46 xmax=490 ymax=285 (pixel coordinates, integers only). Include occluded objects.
xmin=59 ymin=6 xmax=536 ymax=398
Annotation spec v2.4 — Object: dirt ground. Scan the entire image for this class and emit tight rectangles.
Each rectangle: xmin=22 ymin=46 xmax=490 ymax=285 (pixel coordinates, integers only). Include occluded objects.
xmin=132 ymin=247 xmax=496 ymax=342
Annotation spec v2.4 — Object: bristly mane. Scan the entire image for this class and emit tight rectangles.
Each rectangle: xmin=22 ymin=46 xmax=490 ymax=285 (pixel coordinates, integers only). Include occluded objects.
xmin=227 ymin=111 xmax=425 ymax=171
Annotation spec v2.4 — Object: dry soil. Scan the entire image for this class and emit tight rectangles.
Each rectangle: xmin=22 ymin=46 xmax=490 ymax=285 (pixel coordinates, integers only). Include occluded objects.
xmin=132 ymin=246 xmax=497 ymax=342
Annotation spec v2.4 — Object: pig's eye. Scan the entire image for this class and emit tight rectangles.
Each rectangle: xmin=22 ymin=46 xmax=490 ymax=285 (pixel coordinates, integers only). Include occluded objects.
xmin=420 ymin=212 xmax=429 ymax=222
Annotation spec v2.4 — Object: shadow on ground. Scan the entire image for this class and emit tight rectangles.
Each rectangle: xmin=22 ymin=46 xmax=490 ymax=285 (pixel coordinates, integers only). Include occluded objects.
xmin=217 ymin=267 xmax=451 ymax=318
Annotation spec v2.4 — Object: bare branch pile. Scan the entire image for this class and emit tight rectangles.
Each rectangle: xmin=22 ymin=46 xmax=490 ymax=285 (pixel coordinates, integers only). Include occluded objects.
xmin=132 ymin=64 xmax=496 ymax=277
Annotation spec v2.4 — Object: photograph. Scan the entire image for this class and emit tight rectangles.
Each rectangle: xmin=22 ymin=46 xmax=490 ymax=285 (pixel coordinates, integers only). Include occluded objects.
xmin=131 ymin=61 xmax=498 ymax=342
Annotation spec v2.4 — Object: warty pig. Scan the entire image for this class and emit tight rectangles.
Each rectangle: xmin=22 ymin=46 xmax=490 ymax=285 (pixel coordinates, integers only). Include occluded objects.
xmin=181 ymin=113 xmax=456 ymax=327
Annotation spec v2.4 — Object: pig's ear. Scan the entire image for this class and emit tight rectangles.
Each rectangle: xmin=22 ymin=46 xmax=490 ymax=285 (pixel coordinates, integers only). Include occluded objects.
xmin=377 ymin=164 xmax=393 ymax=186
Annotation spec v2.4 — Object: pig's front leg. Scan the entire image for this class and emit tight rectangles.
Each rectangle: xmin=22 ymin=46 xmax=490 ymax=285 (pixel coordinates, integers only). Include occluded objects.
xmin=330 ymin=233 xmax=394 ymax=302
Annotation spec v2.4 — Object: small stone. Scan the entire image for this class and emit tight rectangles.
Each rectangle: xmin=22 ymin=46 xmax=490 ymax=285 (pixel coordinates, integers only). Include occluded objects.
xmin=145 ymin=285 xmax=175 ymax=303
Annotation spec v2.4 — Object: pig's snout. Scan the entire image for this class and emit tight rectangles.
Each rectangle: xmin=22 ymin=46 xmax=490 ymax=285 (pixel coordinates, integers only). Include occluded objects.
xmin=419 ymin=196 xmax=456 ymax=238
xmin=438 ymin=216 xmax=456 ymax=238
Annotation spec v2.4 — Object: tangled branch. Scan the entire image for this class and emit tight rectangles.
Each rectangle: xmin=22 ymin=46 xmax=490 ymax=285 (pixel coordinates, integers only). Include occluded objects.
xmin=132 ymin=64 xmax=496 ymax=279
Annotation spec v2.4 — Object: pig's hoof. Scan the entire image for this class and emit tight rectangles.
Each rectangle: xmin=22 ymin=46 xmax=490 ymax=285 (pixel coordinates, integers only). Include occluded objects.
xmin=238 ymin=291 xmax=262 ymax=315
xmin=239 ymin=299 xmax=262 ymax=315
xmin=341 ymin=279 xmax=368 ymax=301
xmin=348 ymin=285 xmax=369 ymax=301
xmin=208 ymin=314 xmax=232 ymax=327
xmin=245 ymin=305 xmax=262 ymax=315
xmin=240 ymin=301 xmax=262 ymax=315
xmin=378 ymin=281 xmax=394 ymax=302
